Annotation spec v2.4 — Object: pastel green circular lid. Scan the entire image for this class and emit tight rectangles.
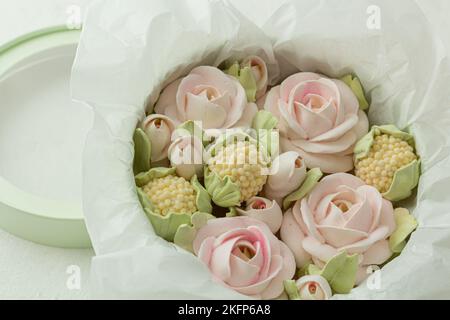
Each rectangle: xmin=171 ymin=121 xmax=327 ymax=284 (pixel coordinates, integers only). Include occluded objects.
xmin=0 ymin=26 xmax=92 ymax=248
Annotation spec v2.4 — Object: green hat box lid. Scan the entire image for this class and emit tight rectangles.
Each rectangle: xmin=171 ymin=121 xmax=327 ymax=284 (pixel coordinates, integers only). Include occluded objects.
xmin=0 ymin=26 xmax=91 ymax=248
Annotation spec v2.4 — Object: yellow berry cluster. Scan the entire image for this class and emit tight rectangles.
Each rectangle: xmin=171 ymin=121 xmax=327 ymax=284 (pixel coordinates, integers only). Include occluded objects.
xmin=355 ymin=134 xmax=417 ymax=193
xmin=143 ymin=175 xmax=197 ymax=216
xmin=209 ymin=141 xmax=268 ymax=203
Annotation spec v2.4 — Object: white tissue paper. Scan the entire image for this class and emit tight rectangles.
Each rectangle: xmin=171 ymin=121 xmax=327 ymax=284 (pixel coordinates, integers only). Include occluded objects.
xmin=71 ymin=0 xmax=450 ymax=299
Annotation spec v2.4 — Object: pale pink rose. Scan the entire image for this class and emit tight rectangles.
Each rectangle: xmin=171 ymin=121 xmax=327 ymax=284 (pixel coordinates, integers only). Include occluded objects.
xmin=280 ymin=173 xmax=396 ymax=283
xmin=264 ymin=72 xmax=369 ymax=173
xmin=236 ymin=197 xmax=283 ymax=234
xmin=194 ymin=216 xmax=296 ymax=299
xmin=155 ymin=66 xmax=257 ymax=133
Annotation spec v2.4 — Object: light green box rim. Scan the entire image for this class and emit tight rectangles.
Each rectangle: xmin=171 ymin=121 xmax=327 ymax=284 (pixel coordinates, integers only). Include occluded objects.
xmin=0 ymin=26 xmax=92 ymax=248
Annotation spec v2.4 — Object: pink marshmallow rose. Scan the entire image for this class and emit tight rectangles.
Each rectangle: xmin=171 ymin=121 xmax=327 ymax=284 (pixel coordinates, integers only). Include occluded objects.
xmin=263 ymin=72 xmax=369 ymax=173
xmin=280 ymin=173 xmax=396 ymax=283
xmin=155 ymin=66 xmax=257 ymax=134
xmin=194 ymin=216 xmax=296 ymax=299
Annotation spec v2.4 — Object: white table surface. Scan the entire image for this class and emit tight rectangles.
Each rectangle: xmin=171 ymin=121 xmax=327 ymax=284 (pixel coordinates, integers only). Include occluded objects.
xmin=0 ymin=0 xmax=95 ymax=300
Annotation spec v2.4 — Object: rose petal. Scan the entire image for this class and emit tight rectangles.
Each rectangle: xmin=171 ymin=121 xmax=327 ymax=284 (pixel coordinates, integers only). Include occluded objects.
xmin=300 ymin=198 xmax=326 ymax=243
xmin=309 ymin=114 xmax=359 ymax=143
xmin=289 ymin=130 xmax=357 ymax=154
xmin=279 ymin=72 xmax=322 ymax=101
xmin=281 ymin=137 xmax=354 ymax=173
xmin=259 ymin=242 xmax=296 ymax=300
xmin=184 ymin=93 xmax=228 ymax=129
xmin=228 ymin=253 xmax=261 ymax=287
xmin=302 ymin=236 xmax=339 ymax=262
xmin=280 ymin=209 xmax=311 ymax=267
xmin=362 ymin=240 xmax=393 ymax=265
xmin=339 ymin=226 xmax=390 ymax=254
xmin=317 ymin=225 xmax=368 ymax=248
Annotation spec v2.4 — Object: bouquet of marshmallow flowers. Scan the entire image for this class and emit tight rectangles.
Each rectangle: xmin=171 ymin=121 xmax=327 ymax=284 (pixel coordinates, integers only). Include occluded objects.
xmin=133 ymin=56 xmax=419 ymax=300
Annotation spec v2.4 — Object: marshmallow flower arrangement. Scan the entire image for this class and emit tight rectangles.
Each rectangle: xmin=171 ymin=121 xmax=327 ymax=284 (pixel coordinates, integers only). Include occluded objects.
xmin=133 ymin=56 xmax=419 ymax=300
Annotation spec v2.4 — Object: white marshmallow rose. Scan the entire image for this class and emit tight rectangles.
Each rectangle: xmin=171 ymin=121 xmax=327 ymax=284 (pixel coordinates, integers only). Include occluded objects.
xmin=296 ymin=275 xmax=332 ymax=300
xmin=236 ymin=197 xmax=283 ymax=234
xmin=264 ymin=152 xmax=307 ymax=205
xmin=142 ymin=114 xmax=176 ymax=162
xmin=264 ymin=72 xmax=369 ymax=173
xmin=155 ymin=66 xmax=258 ymax=134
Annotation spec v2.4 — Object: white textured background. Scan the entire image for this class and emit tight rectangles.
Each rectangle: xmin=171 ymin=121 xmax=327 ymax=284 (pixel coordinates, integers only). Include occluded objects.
xmin=0 ymin=0 xmax=94 ymax=300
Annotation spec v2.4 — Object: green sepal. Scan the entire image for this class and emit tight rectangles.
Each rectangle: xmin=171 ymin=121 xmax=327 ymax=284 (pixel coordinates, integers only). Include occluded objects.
xmin=354 ymin=125 xmax=416 ymax=160
xmin=283 ymin=280 xmax=301 ymax=300
xmin=226 ymin=207 xmax=238 ymax=217
xmin=319 ymin=251 xmax=359 ymax=294
xmin=252 ymin=110 xmax=278 ymax=131
xmin=174 ymin=212 xmax=216 ymax=253
xmin=135 ymin=167 xmax=176 ymax=187
xmin=224 ymin=62 xmax=257 ymax=102
xmin=340 ymin=74 xmax=369 ymax=111
xmin=133 ymin=128 xmax=152 ymax=175
xmin=204 ymin=167 xmax=241 ymax=208
xmin=283 ymin=168 xmax=323 ymax=210
xmin=307 ymin=264 xmax=323 ymax=276
xmin=136 ymin=185 xmax=193 ymax=242
xmin=383 ymin=160 xmax=421 ymax=202
xmin=389 ymin=208 xmax=418 ymax=253
xmin=145 ymin=209 xmax=191 ymax=242
xmin=175 ymin=120 xmax=210 ymax=147
xmin=191 ymin=175 xmax=212 ymax=214
xmin=136 ymin=187 xmax=155 ymax=212
xmin=295 ymin=262 xmax=313 ymax=278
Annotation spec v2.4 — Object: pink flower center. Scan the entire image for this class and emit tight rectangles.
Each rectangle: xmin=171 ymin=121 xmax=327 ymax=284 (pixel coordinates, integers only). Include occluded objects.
xmin=152 ymin=119 xmax=162 ymax=129
xmin=295 ymin=157 xmax=303 ymax=168
xmin=251 ymin=200 xmax=267 ymax=210
xmin=238 ymin=246 xmax=255 ymax=260
xmin=308 ymin=283 xmax=318 ymax=295
xmin=334 ymin=200 xmax=350 ymax=214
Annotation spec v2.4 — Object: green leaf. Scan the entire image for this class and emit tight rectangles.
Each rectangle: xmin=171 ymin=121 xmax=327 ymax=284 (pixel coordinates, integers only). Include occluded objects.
xmin=252 ymin=110 xmax=278 ymax=131
xmin=283 ymin=168 xmax=323 ymax=210
xmin=204 ymin=167 xmax=241 ymax=208
xmin=383 ymin=160 xmax=421 ymax=202
xmin=135 ymin=167 xmax=176 ymax=187
xmin=191 ymin=175 xmax=212 ymax=214
xmin=133 ymin=128 xmax=152 ymax=175
xmin=145 ymin=209 xmax=191 ymax=242
xmin=173 ymin=212 xmax=215 ymax=253
xmin=389 ymin=208 xmax=418 ymax=253
xmin=224 ymin=62 xmax=257 ymax=102
xmin=283 ymin=280 xmax=301 ymax=300
xmin=340 ymin=74 xmax=369 ymax=111
xmin=319 ymin=251 xmax=359 ymax=294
